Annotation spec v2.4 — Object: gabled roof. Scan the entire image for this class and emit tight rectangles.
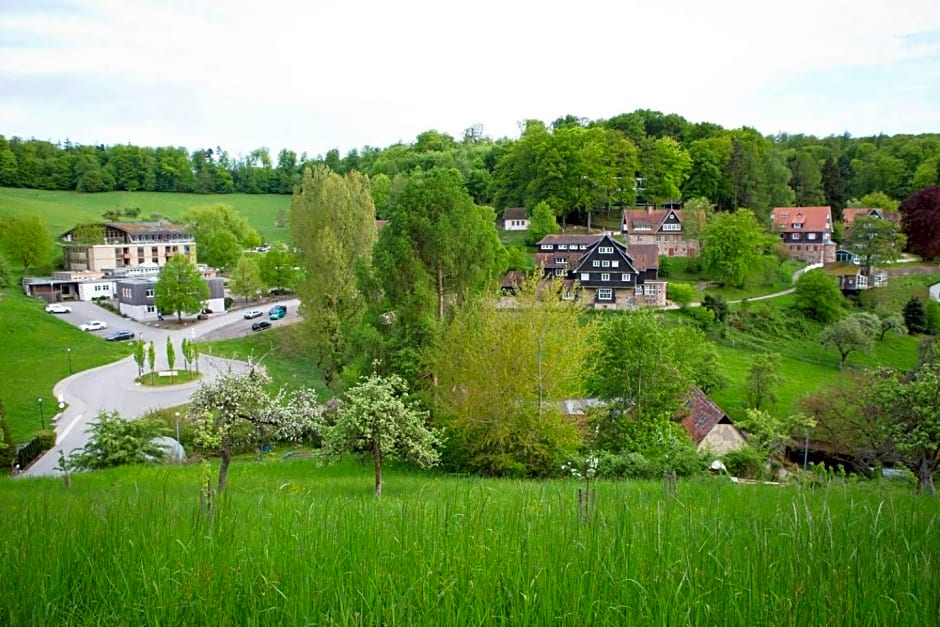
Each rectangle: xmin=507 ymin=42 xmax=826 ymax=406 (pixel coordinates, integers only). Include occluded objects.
xmin=842 ymin=207 xmax=900 ymax=226
xmin=770 ymin=206 xmax=832 ymax=233
xmin=627 ymin=244 xmax=659 ymax=272
xmin=537 ymin=233 xmax=604 ymax=247
xmin=622 ymin=208 xmax=684 ymax=233
xmin=571 ymin=233 xmax=633 ymax=274
xmin=502 ymin=207 xmax=527 ymax=221
xmin=680 ymin=387 xmax=735 ymax=444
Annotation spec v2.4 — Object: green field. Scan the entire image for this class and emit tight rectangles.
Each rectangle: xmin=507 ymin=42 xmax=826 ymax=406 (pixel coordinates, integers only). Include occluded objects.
xmin=0 ymin=187 xmax=291 ymax=244
xmin=0 ymin=290 xmax=132 ymax=442
xmin=1 ymin=462 xmax=936 ymax=625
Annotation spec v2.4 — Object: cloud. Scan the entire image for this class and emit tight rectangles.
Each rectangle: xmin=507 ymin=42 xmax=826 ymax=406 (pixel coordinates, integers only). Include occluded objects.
xmin=1 ymin=0 xmax=938 ymax=155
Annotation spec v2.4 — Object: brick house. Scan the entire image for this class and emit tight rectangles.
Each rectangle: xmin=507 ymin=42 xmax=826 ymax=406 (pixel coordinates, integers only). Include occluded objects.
xmin=621 ymin=207 xmax=698 ymax=257
xmin=770 ymin=206 xmax=836 ymax=263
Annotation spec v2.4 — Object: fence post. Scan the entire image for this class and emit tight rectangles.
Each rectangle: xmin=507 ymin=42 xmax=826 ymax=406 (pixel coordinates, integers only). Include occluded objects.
xmin=663 ymin=470 xmax=677 ymax=496
xmin=577 ymin=487 xmax=595 ymax=521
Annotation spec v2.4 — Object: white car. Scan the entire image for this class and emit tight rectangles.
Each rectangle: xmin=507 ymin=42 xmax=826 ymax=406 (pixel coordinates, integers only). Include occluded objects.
xmin=45 ymin=303 xmax=72 ymax=314
xmin=79 ymin=320 xmax=108 ymax=332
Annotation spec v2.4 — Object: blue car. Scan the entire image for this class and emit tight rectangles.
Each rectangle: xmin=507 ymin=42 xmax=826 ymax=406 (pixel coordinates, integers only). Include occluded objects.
xmin=268 ymin=305 xmax=287 ymax=320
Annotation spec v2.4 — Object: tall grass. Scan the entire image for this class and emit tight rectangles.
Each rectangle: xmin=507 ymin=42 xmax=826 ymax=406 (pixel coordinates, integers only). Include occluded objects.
xmin=1 ymin=463 xmax=937 ymax=625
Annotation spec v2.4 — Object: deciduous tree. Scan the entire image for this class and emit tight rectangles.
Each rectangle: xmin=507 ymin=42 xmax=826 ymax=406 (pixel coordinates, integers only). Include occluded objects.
xmin=258 ymin=244 xmax=297 ymax=293
xmin=155 ymin=254 xmax=210 ymax=321
xmin=190 ymin=369 xmax=323 ymax=491
xmin=842 ymin=215 xmax=906 ymax=275
xmin=0 ymin=214 xmax=52 ymax=275
xmin=794 ymin=269 xmax=845 ymax=323
xmin=527 ymin=200 xmax=559 ymax=245
xmin=700 ymin=209 xmax=769 ymax=288
xmin=746 ymin=352 xmax=782 ymax=410
xmin=182 ymin=203 xmax=261 ymax=269
xmin=323 ymin=372 xmax=441 ymax=496
xmin=900 ymin=185 xmax=940 ymax=260
xmin=819 ymin=314 xmax=876 ymax=368
xmin=228 ymin=255 xmax=263 ymax=303
xmin=290 ymin=165 xmax=377 ymax=387
xmin=430 ymin=277 xmax=593 ymax=476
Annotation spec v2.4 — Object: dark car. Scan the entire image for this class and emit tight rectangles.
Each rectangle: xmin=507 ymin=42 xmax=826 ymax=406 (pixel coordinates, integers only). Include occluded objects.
xmin=251 ymin=320 xmax=272 ymax=332
xmin=105 ymin=330 xmax=136 ymax=342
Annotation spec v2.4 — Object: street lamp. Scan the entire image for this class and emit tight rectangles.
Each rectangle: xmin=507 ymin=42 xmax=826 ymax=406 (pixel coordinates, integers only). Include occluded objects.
xmin=66 ymin=347 xmax=73 ymax=375
xmin=37 ymin=397 xmax=44 ymax=429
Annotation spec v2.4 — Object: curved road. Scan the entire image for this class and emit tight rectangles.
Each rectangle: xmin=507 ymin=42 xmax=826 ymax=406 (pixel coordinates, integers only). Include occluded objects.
xmin=23 ymin=299 xmax=300 ymax=477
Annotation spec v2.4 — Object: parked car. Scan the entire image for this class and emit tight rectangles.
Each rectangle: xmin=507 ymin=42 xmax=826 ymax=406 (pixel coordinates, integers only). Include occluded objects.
xmin=243 ymin=310 xmax=263 ymax=319
xmin=105 ymin=330 xmax=136 ymax=342
xmin=79 ymin=320 xmax=108 ymax=332
xmin=45 ymin=303 xmax=72 ymax=314
xmin=268 ymin=305 xmax=287 ymax=320
xmin=251 ymin=320 xmax=272 ymax=331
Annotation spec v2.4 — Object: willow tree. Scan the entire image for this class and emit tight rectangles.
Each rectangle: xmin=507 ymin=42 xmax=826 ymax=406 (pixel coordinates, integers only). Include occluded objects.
xmin=290 ymin=165 xmax=377 ymax=387
xmin=430 ymin=277 xmax=594 ymax=477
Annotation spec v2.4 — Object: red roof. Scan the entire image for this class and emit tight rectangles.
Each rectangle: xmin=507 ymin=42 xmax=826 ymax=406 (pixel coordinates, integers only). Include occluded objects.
xmin=771 ymin=206 xmax=832 ymax=233
xmin=679 ymin=387 xmax=732 ymax=444
xmin=842 ymin=208 xmax=900 ymax=227
xmin=622 ymin=209 xmax=684 ymax=232
xmin=627 ymin=244 xmax=659 ymax=271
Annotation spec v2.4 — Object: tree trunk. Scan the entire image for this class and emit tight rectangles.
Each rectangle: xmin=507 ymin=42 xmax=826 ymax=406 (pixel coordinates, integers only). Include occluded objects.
xmin=587 ymin=210 xmax=592 ymax=233
xmin=218 ymin=445 xmax=232 ymax=493
xmin=436 ymin=262 xmax=444 ymax=322
xmin=373 ymin=440 xmax=382 ymax=497
xmin=917 ymin=456 xmax=936 ymax=495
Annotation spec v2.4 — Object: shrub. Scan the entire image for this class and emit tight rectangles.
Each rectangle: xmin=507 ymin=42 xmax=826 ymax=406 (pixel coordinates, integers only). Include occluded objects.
xmin=685 ymin=306 xmax=715 ymax=329
xmin=667 ymin=282 xmax=695 ymax=308
xmin=722 ymin=446 xmax=765 ymax=479
xmin=33 ymin=429 xmax=56 ymax=451
xmin=658 ymin=256 xmax=672 ymax=278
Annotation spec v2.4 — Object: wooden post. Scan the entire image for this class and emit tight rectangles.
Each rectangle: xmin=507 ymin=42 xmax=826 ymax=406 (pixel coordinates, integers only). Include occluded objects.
xmin=663 ymin=470 xmax=677 ymax=496
xmin=577 ymin=488 xmax=595 ymax=521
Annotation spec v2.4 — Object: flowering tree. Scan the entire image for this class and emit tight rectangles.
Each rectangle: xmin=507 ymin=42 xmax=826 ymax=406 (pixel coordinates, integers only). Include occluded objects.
xmin=189 ymin=368 xmax=324 ymax=491
xmin=324 ymin=372 xmax=441 ymax=496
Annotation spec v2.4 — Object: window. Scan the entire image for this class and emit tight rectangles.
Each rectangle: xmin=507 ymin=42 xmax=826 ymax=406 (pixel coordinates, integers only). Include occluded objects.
xmin=791 ymin=233 xmax=801 ymax=240
xmin=540 ymin=244 xmax=553 ymax=250
xmin=599 ymin=246 xmax=614 ymax=254
xmin=592 ymin=260 xmax=600 ymax=267
xmin=644 ymin=285 xmax=658 ymax=295
xmin=635 ymin=286 xmax=643 ymax=295
xmin=662 ymin=223 xmax=680 ymax=231
xmin=807 ymin=233 xmax=817 ymax=240
xmin=790 ymin=222 xmax=802 ymax=229
xmin=562 ymin=289 xmax=574 ymax=300
xmin=612 ymin=260 xmax=619 ymax=268
xmin=621 ymin=273 xmax=630 ymax=281
xmin=601 ymin=273 xmax=610 ymax=281
xmin=145 ymin=288 xmax=155 ymax=298
xmin=580 ymin=273 xmax=590 ymax=281
xmin=580 ymin=245 xmax=587 ymax=250
xmin=554 ymin=268 xmax=565 ymax=276
xmin=558 ymin=244 xmax=567 ymax=250
xmin=601 ymin=260 xmax=610 ymax=268
xmin=554 ymin=257 xmax=566 ymax=265
xmin=146 ymin=305 xmax=156 ymax=313
xmin=598 ymin=288 xmax=613 ymax=300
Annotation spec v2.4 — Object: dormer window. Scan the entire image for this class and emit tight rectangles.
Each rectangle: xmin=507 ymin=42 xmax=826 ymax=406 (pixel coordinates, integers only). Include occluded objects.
xmin=540 ymin=244 xmax=553 ymax=250
xmin=791 ymin=222 xmax=802 ymax=229
xmin=558 ymin=244 xmax=568 ymax=250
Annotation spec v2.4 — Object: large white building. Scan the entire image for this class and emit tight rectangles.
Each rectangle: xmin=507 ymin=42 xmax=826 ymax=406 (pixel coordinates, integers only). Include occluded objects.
xmin=61 ymin=221 xmax=196 ymax=272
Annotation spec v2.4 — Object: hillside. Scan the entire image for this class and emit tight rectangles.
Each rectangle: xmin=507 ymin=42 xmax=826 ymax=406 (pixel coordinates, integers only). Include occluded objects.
xmin=0 ymin=187 xmax=291 ymax=243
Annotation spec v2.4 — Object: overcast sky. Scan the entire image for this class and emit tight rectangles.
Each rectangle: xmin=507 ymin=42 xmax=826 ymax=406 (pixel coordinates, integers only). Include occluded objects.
xmin=1 ymin=0 xmax=938 ymax=160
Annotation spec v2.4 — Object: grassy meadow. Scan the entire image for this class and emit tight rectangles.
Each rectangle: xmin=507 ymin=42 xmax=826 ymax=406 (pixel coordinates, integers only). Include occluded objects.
xmin=0 ymin=290 xmax=132 ymax=442
xmin=0 ymin=187 xmax=290 ymax=244
xmin=1 ymin=461 xmax=937 ymax=625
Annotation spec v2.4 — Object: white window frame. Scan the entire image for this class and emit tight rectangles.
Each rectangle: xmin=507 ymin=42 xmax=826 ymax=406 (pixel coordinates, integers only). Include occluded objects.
xmin=621 ymin=273 xmax=630 ymax=281
xmin=792 ymin=233 xmax=801 ymax=240
xmin=592 ymin=260 xmax=600 ymax=267
xmin=601 ymin=260 xmax=610 ymax=268
xmin=554 ymin=268 xmax=565 ymax=277
xmin=580 ymin=273 xmax=590 ymax=281
xmin=601 ymin=273 xmax=610 ymax=281
xmin=662 ymin=223 xmax=680 ymax=231
xmin=807 ymin=233 xmax=817 ymax=240
xmin=599 ymin=246 xmax=614 ymax=254
xmin=540 ymin=244 xmax=553 ymax=250
xmin=558 ymin=244 xmax=568 ymax=250
xmin=598 ymin=288 xmax=613 ymax=301
xmin=611 ymin=260 xmax=619 ymax=268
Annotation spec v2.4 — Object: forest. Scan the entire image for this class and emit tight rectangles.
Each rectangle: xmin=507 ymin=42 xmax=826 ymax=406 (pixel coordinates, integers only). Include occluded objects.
xmin=2 ymin=109 xmax=938 ymax=224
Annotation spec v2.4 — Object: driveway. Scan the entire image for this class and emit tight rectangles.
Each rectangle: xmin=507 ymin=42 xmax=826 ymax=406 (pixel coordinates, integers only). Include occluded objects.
xmin=22 ymin=298 xmax=301 ymax=478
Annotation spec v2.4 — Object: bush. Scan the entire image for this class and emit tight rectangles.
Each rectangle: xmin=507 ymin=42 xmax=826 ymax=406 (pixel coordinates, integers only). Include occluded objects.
xmin=658 ymin=256 xmax=671 ymax=278
xmin=722 ymin=446 xmax=765 ymax=479
xmin=68 ymin=411 xmax=166 ymax=470
xmin=33 ymin=429 xmax=56 ymax=451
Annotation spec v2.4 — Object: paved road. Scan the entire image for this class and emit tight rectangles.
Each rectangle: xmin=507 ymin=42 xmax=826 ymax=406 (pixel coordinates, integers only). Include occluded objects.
xmin=22 ymin=298 xmax=300 ymax=477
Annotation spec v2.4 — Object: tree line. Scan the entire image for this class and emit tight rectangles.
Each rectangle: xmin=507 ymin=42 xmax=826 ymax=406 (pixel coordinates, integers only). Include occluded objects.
xmin=3 ymin=109 xmax=939 ymax=221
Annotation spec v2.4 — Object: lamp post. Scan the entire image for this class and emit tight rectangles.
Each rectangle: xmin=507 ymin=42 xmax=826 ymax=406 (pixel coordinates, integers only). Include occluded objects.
xmin=66 ymin=347 xmax=73 ymax=375
xmin=37 ymin=397 xmax=44 ymax=429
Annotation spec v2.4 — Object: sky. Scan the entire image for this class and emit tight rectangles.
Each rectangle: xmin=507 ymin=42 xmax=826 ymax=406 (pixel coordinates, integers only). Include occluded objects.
xmin=1 ymin=0 xmax=939 ymax=160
